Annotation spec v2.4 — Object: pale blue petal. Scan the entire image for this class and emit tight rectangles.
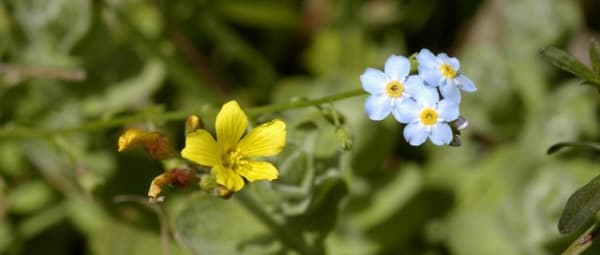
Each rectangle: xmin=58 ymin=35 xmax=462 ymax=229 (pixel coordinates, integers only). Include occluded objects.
xmin=403 ymin=123 xmax=428 ymax=146
xmin=439 ymin=83 xmax=461 ymax=103
xmin=417 ymin=49 xmax=439 ymax=69
xmin=429 ymin=123 xmax=453 ymax=146
xmin=437 ymin=99 xmax=459 ymax=121
xmin=360 ymin=68 xmax=388 ymax=94
xmin=417 ymin=69 xmax=441 ymax=87
xmin=456 ymin=74 xmax=477 ymax=92
xmin=448 ymin=57 xmax=460 ymax=70
xmin=384 ymin=55 xmax=410 ymax=81
xmin=365 ymin=95 xmax=393 ymax=120
xmin=412 ymin=85 xmax=439 ymax=108
xmin=392 ymin=98 xmax=420 ymax=124
xmin=438 ymin=53 xmax=451 ymax=63
xmin=403 ymin=75 xmax=427 ymax=96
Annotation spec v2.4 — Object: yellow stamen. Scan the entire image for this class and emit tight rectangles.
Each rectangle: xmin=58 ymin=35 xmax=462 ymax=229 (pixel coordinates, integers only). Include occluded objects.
xmin=222 ymin=149 xmax=243 ymax=169
xmin=439 ymin=64 xmax=457 ymax=79
xmin=385 ymin=80 xmax=404 ymax=98
xmin=420 ymin=108 xmax=438 ymax=126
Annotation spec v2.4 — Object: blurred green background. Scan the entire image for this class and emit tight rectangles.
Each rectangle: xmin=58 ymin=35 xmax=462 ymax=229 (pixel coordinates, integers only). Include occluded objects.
xmin=1 ymin=0 xmax=600 ymax=254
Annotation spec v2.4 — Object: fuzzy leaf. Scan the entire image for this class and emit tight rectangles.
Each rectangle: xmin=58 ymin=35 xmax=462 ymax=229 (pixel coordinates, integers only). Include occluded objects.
xmin=558 ymin=174 xmax=600 ymax=233
xmin=547 ymin=141 xmax=600 ymax=155
xmin=539 ymin=46 xmax=599 ymax=85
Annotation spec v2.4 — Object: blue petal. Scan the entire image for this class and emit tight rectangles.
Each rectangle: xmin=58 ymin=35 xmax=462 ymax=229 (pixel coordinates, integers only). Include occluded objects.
xmin=448 ymin=57 xmax=460 ymax=71
xmin=411 ymin=85 xmax=439 ymax=108
xmin=439 ymin=83 xmax=461 ymax=103
xmin=384 ymin=55 xmax=410 ymax=81
xmin=437 ymin=99 xmax=459 ymax=121
xmin=429 ymin=123 xmax=453 ymax=146
xmin=404 ymin=75 xmax=427 ymax=95
xmin=437 ymin=53 xmax=451 ymax=63
xmin=456 ymin=74 xmax=477 ymax=92
xmin=416 ymin=49 xmax=439 ymax=69
xmin=417 ymin=69 xmax=441 ymax=87
xmin=392 ymin=98 xmax=420 ymax=124
xmin=365 ymin=95 xmax=393 ymax=120
xmin=360 ymin=68 xmax=388 ymax=94
xmin=403 ymin=123 xmax=428 ymax=146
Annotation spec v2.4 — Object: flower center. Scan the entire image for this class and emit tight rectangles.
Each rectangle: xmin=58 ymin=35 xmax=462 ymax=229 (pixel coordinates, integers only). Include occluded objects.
xmin=385 ymin=80 xmax=404 ymax=98
xmin=419 ymin=108 xmax=438 ymax=126
xmin=222 ymin=149 xmax=242 ymax=169
xmin=439 ymin=64 xmax=457 ymax=79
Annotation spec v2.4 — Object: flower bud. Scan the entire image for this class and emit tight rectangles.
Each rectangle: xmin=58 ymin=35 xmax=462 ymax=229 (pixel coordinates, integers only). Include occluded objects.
xmin=185 ymin=115 xmax=204 ymax=135
xmin=335 ymin=127 xmax=353 ymax=151
xmin=199 ymin=174 xmax=217 ymax=192
xmin=216 ymin=185 xmax=234 ymax=199
xmin=118 ymin=128 xmax=172 ymax=159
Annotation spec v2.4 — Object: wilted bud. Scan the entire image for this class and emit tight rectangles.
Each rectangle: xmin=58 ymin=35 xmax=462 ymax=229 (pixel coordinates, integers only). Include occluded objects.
xmin=147 ymin=168 xmax=197 ymax=202
xmin=335 ymin=127 xmax=353 ymax=151
xmin=216 ymin=185 xmax=234 ymax=199
xmin=185 ymin=115 xmax=204 ymax=135
xmin=118 ymin=128 xmax=172 ymax=159
xmin=148 ymin=171 xmax=174 ymax=202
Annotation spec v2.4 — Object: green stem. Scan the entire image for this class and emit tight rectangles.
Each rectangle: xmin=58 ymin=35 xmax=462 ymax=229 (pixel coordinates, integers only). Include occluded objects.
xmin=0 ymin=89 xmax=366 ymax=140
xmin=235 ymin=191 xmax=320 ymax=255
xmin=562 ymin=223 xmax=598 ymax=255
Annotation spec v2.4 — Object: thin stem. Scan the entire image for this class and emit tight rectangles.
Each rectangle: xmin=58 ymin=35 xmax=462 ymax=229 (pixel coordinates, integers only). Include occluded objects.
xmin=114 ymin=195 xmax=172 ymax=255
xmin=562 ymin=223 xmax=599 ymax=255
xmin=235 ymin=191 xmax=320 ymax=255
xmin=0 ymin=89 xmax=366 ymax=140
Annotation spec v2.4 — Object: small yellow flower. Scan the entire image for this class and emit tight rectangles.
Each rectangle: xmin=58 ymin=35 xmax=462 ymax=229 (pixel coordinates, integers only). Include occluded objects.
xmin=181 ymin=101 xmax=286 ymax=192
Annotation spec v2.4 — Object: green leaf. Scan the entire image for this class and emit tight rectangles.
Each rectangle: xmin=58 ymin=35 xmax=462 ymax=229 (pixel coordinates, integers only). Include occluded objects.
xmin=558 ymin=174 xmax=600 ymax=233
xmin=547 ymin=141 xmax=600 ymax=155
xmin=590 ymin=40 xmax=600 ymax=75
xmin=174 ymin=193 xmax=271 ymax=255
xmin=215 ymin=1 xmax=299 ymax=29
xmin=539 ymin=46 xmax=599 ymax=85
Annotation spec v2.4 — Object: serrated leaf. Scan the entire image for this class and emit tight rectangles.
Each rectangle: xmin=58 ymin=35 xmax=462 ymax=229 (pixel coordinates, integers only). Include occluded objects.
xmin=539 ymin=46 xmax=599 ymax=85
xmin=558 ymin=174 xmax=600 ymax=233
xmin=547 ymin=141 xmax=600 ymax=155
xmin=590 ymin=40 xmax=600 ymax=75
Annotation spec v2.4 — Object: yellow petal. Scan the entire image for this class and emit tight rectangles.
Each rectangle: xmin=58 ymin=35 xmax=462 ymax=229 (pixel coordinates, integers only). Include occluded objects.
xmin=213 ymin=165 xmax=245 ymax=192
xmin=237 ymin=160 xmax=279 ymax=182
xmin=148 ymin=172 xmax=174 ymax=199
xmin=238 ymin=119 xmax=286 ymax=157
xmin=216 ymin=101 xmax=248 ymax=151
xmin=181 ymin=129 xmax=220 ymax=167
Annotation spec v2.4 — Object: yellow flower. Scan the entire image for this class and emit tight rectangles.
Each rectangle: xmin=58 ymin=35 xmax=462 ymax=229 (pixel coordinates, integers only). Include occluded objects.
xmin=181 ymin=101 xmax=286 ymax=192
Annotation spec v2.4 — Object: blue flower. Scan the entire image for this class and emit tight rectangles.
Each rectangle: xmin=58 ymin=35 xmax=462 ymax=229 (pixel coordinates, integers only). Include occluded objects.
xmin=360 ymin=55 xmax=427 ymax=122
xmin=416 ymin=49 xmax=477 ymax=103
xmin=394 ymin=85 xmax=459 ymax=146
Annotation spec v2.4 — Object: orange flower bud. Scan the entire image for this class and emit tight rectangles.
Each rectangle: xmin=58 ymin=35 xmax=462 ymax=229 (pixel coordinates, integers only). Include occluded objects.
xmin=118 ymin=128 xmax=172 ymax=159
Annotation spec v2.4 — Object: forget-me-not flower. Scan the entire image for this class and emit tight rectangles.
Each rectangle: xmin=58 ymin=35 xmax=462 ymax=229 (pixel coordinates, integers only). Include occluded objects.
xmin=395 ymin=85 xmax=459 ymax=146
xmin=360 ymin=55 xmax=427 ymax=122
xmin=416 ymin=49 xmax=477 ymax=103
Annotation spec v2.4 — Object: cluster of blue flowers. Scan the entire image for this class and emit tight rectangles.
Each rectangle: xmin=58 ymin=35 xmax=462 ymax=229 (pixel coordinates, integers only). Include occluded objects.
xmin=360 ymin=49 xmax=477 ymax=146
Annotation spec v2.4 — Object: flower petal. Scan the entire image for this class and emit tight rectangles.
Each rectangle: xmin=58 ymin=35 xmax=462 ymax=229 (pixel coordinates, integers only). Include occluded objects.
xmin=418 ymin=69 xmax=442 ymax=87
xmin=365 ymin=95 xmax=393 ymax=120
xmin=360 ymin=68 xmax=388 ymax=95
xmin=439 ymin=83 xmax=461 ymax=103
xmin=237 ymin=160 xmax=279 ymax=182
xmin=429 ymin=123 xmax=453 ymax=146
xmin=392 ymin=98 xmax=420 ymax=123
xmin=403 ymin=123 xmax=428 ymax=146
xmin=238 ymin=119 xmax=286 ymax=157
xmin=384 ymin=55 xmax=410 ymax=81
xmin=456 ymin=74 xmax=477 ymax=92
xmin=416 ymin=49 xmax=439 ymax=69
xmin=411 ymin=84 xmax=439 ymax=108
xmin=437 ymin=99 xmax=459 ymax=122
xmin=448 ymin=56 xmax=460 ymax=71
xmin=403 ymin=75 xmax=427 ymax=96
xmin=181 ymin=129 xmax=220 ymax=166
xmin=213 ymin=165 xmax=245 ymax=192
xmin=216 ymin=101 xmax=248 ymax=151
